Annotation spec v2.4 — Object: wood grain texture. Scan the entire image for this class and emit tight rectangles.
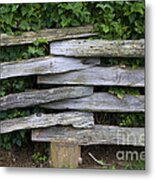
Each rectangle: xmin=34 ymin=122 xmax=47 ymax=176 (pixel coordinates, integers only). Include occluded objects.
xmin=41 ymin=93 xmax=144 ymax=112
xmin=38 ymin=66 xmax=144 ymax=87
xmin=0 ymin=56 xmax=99 ymax=79
xmin=0 ymin=86 xmax=93 ymax=111
xmin=50 ymin=140 xmax=81 ymax=168
xmin=50 ymin=39 xmax=144 ymax=58
xmin=32 ymin=125 xmax=145 ymax=146
xmin=0 ymin=112 xmax=94 ymax=134
xmin=1 ymin=26 xmax=97 ymax=46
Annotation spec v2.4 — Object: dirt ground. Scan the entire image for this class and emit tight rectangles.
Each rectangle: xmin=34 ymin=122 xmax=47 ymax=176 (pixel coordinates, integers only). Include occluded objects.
xmin=0 ymin=142 xmax=145 ymax=169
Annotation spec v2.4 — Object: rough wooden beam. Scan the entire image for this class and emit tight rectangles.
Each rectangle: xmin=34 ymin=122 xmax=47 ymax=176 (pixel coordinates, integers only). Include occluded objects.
xmin=32 ymin=125 xmax=145 ymax=146
xmin=0 ymin=112 xmax=94 ymax=134
xmin=0 ymin=86 xmax=93 ymax=111
xmin=50 ymin=139 xmax=81 ymax=168
xmin=50 ymin=39 xmax=144 ymax=58
xmin=41 ymin=93 xmax=144 ymax=112
xmin=38 ymin=66 xmax=144 ymax=87
xmin=0 ymin=56 xmax=99 ymax=79
xmin=1 ymin=26 xmax=97 ymax=46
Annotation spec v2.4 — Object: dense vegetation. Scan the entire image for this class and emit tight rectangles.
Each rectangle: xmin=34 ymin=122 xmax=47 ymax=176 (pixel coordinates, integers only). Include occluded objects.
xmin=0 ymin=1 xmax=145 ymax=150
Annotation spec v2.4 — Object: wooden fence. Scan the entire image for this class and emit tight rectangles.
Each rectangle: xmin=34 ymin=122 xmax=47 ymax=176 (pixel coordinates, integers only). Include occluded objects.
xmin=0 ymin=25 xmax=145 ymax=168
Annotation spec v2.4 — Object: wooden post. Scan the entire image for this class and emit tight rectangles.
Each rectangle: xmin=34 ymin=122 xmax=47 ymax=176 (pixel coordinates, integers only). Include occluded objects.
xmin=49 ymin=139 xmax=81 ymax=168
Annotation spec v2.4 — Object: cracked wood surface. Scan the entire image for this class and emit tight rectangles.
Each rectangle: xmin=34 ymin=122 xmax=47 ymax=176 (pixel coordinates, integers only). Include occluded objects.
xmin=32 ymin=125 xmax=144 ymax=146
xmin=38 ymin=66 xmax=144 ymax=87
xmin=1 ymin=26 xmax=97 ymax=46
xmin=50 ymin=39 xmax=144 ymax=58
xmin=0 ymin=86 xmax=93 ymax=111
xmin=0 ymin=112 xmax=94 ymax=134
xmin=41 ymin=93 xmax=144 ymax=112
xmin=0 ymin=56 xmax=99 ymax=79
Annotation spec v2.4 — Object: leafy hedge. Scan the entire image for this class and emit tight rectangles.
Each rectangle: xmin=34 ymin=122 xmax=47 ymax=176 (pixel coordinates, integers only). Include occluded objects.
xmin=0 ymin=1 xmax=144 ymax=39
xmin=0 ymin=1 xmax=145 ymax=149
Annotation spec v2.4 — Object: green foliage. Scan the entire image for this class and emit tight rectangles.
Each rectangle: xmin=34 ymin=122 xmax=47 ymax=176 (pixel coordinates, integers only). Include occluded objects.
xmin=100 ymin=57 xmax=144 ymax=68
xmin=22 ymin=38 xmax=48 ymax=59
xmin=93 ymin=1 xmax=144 ymax=39
xmin=124 ymin=160 xmax=145 ymax=170
xmin=22 ymin=39 xmax=48 ymax=59
xmin=0 ymin=77 xmax=33 ymax=97
xmin=0 ymin=130 xmax=28 ymax=150
xmin=104 ymin=160 xmax=145 ymax=170
xmin=0 ymin=3 xmax=91 ymax=34
xmin=56 ymin=3 xmax=90 ymax=27
xmin=119 ymin=113 xmax=144 ymax=127
xmin=108 ymin=87 xmax=141 ymax=99
xmin=95 ymin=112 xmax=144 ymax=128
xmin=0 ymin=40 xmax=47 ymax=150
xmin=0 ymin=108 xmax=44 ymax=150
xmin=0 ymin=1 xmax=144 ymax=40
xmin=32 ymin=152 xmax=48 ymax=163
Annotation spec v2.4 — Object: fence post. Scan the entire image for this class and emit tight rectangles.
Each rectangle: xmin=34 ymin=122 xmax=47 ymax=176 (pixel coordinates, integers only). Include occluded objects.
xmin=49 ymin=138 xmax=81 ymax=168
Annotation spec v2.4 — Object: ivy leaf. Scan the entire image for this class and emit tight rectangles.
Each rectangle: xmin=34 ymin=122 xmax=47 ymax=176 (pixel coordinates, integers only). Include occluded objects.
xmin=11 ymin=5 xmax=19 ymax=12
xmin=19 ymin=21 xmax=30 ymax=30
xmin=16 ymin=139 xmax=22 ymax=147
xmin=33 ymin=38 xmax=48 ymax=46
xmin=20 ymin=131 xmax=26 ymax=138
xmin=102 ymin=24 xmax=109 ymax=33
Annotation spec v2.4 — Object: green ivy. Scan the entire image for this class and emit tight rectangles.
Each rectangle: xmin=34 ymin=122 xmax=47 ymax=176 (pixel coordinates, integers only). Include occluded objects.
xmin=32 ymin=152 xmax=48 ymax=163
xmin=95 ymin=112 xmax=144 ymax=127
xmin=0 ymin=1 xmax=144 ymax=39
xmin=0 ymin=130 xmax=28 ymax=150
xmin=0 ymin=40 xmax=48 ymax=150
xmin=93 ymin=1 xmax=144 ymax=39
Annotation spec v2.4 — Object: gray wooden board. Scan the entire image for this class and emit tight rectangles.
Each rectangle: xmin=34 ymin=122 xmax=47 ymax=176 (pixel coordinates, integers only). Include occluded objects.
xmin=38 ymin=66 xmax=144 ymax=87
xmin=1 ymin=25 xmax=97 ymax=46
xmin=0 ymin=56 xmax=99 ymax=79
xmin=41 ymin=93 xmax=144 ymax=112
xmin=50 ymin=39 xmax=144 ymax=58
xmin=0 ymin=112 xmax=94 ymax=134
xmin=32 ymin=125 xmax=145 ymax=146
xmin=0 ymin=86 xmax=93 ymax=111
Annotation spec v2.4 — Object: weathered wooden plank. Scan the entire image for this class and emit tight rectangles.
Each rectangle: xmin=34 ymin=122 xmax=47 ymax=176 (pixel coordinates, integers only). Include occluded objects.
xmin=50 ymin=139 xmax=81 ymax=168
xmin=0 ymin=56 xmax=99 ymax=79
xmin=50 ymin=39 xmax=144 ymax=58
xmin=38 ymin=66 xmax=144 ymax=87
xmin=0 ymin=112 xmax=94 ymax=134
xmin=0 ymin=86 xmax=93 ymax=111
xmin=32 ymin=125 xmax=145 ymax=146
xmin=41 ymin=93 xmax=144 ymax=112
xmin=1 ymin=26 xmax=97 ymax=46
